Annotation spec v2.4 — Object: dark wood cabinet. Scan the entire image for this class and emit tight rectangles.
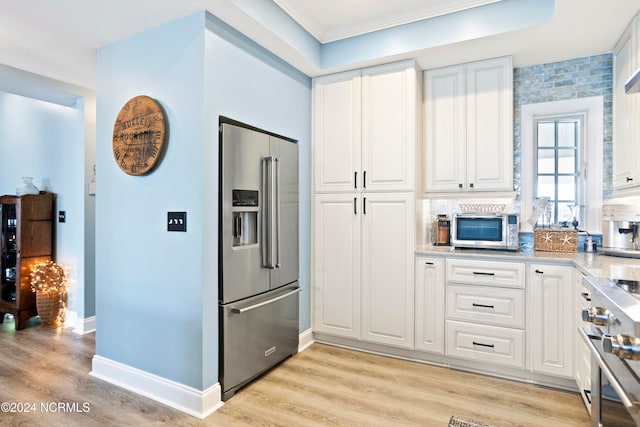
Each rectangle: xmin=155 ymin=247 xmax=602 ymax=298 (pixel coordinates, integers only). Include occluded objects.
xmin=0 ymin=192 xmax=54 ymax=329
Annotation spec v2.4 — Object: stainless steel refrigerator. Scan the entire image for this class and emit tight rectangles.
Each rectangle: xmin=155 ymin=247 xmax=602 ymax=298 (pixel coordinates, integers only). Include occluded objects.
xmin=218 ymin=118 xmax=299 ymax=401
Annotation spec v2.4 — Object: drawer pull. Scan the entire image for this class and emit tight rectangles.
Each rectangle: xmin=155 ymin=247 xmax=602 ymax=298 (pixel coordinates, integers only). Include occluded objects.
xmin=425 ymin=261 xmax=434 ymax=265
xmin=472 ymin=303 xmax=495 ymax=309
xmin=535 ymin=269 xmax=544 ymax=274
xmin=581 ymin=292 xmax=591 ymax=302
xmin=473 ymin=341 xmax=495 ymax=348
xmin=473 ymin=271 xmax=495 ymax=276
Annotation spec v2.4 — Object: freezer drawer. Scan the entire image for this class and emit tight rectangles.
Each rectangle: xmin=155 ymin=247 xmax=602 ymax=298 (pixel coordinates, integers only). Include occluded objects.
xmin=219 ymin=285 xmax=300 ymax=400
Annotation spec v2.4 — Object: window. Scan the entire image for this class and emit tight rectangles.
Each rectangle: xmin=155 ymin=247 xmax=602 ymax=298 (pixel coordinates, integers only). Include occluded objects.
xmin=520 ymin=97 xmax=603 ymax=234
xmin=534 ymin=117 xmax=581 ymax=225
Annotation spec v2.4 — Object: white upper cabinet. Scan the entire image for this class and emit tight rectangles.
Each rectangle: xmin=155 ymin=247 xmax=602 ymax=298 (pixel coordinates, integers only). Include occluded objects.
xmin=613 ymin=20 xmax=640 ymax=192
xmin=361 ymin=62 xmax=417 ymax=192
xmin=424 ymin=56 xmax=513 ymax=193
xmin=313 ymin=61 xmax=418 ymax=193
xmin=313 ymin=70 xmax=362 ymax=193
xmin=424 ymin=65 xmax=466 ymax=192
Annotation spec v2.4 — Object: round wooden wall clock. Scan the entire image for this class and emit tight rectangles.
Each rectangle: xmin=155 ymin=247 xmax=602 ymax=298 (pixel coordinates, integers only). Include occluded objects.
xmin=112 ymin=95 xmax=166 ymax=176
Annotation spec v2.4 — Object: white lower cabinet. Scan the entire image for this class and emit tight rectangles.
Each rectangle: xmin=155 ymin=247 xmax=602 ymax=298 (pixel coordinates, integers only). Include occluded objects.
xmin=446 ymin=320 xmax=525 ymax=368
xmin=446 ymin=284 xmax=524 ymax=328
xmin=312 ymin=193 xmax=361 ymax=339
xmin=529 ymin=264 xmax=574 ymax=378
xmin=312 ymin=192 xmax=415 ymax=349
xmin=446 ymin=258 xmax=525 ymax=288
xmin=445 ymin=258 xmax=526 ymax=369
xmin=361 ymin=193 xmax=415 ymax=348
xmin=314 ymin=247 xmax=581 ymax=389
xmin=415 ymin=257 xmax=445 ymax=354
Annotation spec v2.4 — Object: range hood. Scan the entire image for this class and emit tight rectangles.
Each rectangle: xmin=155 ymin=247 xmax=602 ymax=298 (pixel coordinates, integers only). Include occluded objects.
xmin=625 ymin=66 xmax=640 ymax=93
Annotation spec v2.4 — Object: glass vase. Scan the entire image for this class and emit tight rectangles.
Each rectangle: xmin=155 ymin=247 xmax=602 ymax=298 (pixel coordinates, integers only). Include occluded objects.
xmin=16 ymin=177 xmax=39 ymax=196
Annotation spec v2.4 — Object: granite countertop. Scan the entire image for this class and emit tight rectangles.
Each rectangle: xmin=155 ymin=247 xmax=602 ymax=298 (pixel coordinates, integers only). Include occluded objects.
xmin=415 ymin=244 xmax=640 ymax=281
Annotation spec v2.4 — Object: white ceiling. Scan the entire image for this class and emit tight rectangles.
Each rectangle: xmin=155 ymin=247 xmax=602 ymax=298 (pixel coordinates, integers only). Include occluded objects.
xmin=1 ymin=0 xmax=640 ymax=89
xmin=273 ymin=0 xmax=504 ymax=43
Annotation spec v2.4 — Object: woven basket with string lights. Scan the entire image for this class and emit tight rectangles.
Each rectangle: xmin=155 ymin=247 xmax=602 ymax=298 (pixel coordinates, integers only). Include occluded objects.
xmin=30 ymin=260 xmax=66 ymax=330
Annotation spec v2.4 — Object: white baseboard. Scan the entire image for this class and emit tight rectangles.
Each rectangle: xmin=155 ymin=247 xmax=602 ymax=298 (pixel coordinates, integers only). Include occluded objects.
xmin=299 ymin=328 xmax=314 ymax=352
xmin=64 ymin=311 xmax=96 ymax=334
xmin=90 ymin=355 xmax=224 ymax=419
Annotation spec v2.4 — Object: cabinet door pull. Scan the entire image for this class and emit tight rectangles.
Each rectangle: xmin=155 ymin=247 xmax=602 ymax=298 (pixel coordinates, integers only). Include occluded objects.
xmin=627 ymin=176 xmax=634 ymax=183
xmin=363 ymin=171 xmax=367 ymax=188
xmin=472 ymin=303 xmax=495 ymax=309
xmin=581 ymin=292 xmax=591 ymax=302
xmin=353 ymin=197 xmax=357 ymax=215
xmin=472 ymin=341 xmax=495 ymax=348
xmin=535 ymin=269 xmax=544 ymax=274
xmin=472 ymin=271 xmax=495 ymax=276
xmin=363 ymin=197 xmax=367 ymax=214
xmin=354 ymin=172 xmax=357 ymax=189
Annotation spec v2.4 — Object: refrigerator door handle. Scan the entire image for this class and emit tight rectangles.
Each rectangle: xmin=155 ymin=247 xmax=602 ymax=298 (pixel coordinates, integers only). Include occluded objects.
xmin=230 ymin=287 xmax=301 ymax=314
xmin=263 ymin=156 xmax=278 ymax=269
xmin=275 ymin=157 xmax=281 ymax=269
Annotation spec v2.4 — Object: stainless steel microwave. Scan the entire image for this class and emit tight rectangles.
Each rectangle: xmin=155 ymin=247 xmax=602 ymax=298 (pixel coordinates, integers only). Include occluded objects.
xmin=451 ymin=213 xmax=520 ymax=251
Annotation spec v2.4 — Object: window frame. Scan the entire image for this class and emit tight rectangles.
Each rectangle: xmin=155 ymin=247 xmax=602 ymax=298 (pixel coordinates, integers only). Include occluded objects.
xmin=520 ymin=97 xmax=603 ymax=234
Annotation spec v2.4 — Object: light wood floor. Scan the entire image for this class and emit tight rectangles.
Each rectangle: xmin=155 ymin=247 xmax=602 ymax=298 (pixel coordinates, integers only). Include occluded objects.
xmin=0 ymin=315 xmax=590 ymax=427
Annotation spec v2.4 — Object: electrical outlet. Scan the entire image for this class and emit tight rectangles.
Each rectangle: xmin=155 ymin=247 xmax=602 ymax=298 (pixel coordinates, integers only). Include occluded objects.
xmin=58 ymin=211 xmax=66 ymax=223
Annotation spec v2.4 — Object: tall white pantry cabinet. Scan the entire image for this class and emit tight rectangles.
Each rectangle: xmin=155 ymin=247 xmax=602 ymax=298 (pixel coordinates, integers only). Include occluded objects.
xmin=312 ymin=60 xmax=419 ymax=349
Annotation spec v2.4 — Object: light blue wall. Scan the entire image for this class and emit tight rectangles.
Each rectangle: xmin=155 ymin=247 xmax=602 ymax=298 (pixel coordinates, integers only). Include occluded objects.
xmin=96 ymin=11 xmax=311 ymax=390
xmin=96 ymin=12 xmax=206 ymax=388
xmin=0 ymin=92 xmax=88 ymax=319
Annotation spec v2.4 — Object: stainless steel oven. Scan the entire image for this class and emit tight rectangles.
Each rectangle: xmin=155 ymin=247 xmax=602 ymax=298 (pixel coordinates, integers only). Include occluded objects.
xmin=581 ymin=276 xmax=640 ymax=426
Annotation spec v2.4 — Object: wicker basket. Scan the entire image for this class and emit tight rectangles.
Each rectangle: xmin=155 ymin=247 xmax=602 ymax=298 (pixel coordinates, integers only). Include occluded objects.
xmin=36 ymin=289 xmax=61 ymax=330
xmin=534 ymin=229 xmax=578 ymax=252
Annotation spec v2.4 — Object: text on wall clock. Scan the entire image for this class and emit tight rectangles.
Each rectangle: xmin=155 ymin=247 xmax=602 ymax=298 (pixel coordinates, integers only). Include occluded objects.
xmin=112 ymin=95 xmax=167 ymax=176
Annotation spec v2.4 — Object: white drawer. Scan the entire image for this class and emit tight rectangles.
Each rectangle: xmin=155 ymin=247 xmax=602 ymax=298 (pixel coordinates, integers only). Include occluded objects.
xmin=446 ymin=284 xmax=524 ymax=328
xmin=446 ymin=259 xmax=525 ymax=288
xmin=446 ymin=320 xmax=524 ymax=368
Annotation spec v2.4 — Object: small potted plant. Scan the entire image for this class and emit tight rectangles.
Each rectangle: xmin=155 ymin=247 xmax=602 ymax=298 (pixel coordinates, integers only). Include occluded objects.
xmin=30 ymin=260 xmax=66 ymax=330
